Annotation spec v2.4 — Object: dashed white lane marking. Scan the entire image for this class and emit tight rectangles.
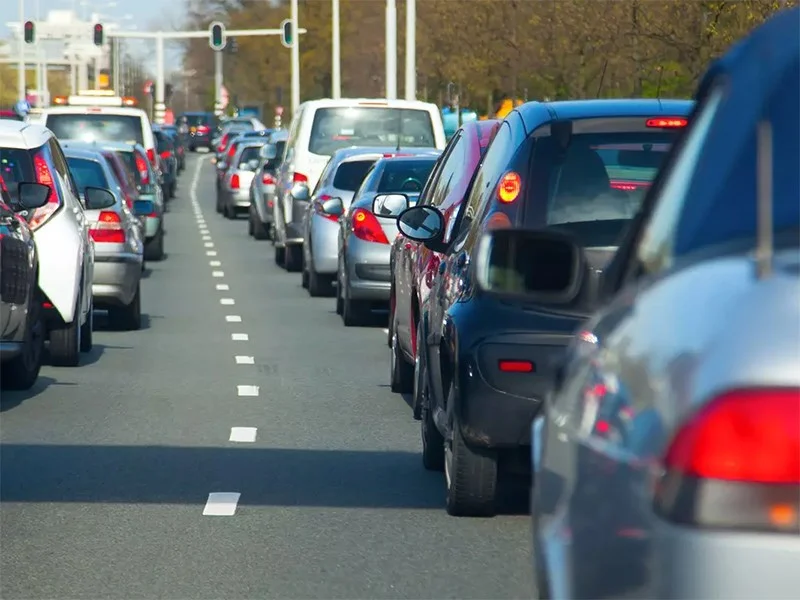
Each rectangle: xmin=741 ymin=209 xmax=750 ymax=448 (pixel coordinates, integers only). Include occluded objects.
xmin=216 ymin=284 xmax=230 ymax=291
xmin=203 ymin=492 xmax=241 ymax=516
xmin=206 ymin=250 xmax=217 ymax=256
xmin=203 ymin=236 xmax=212 ymax=241
xmin=212 ymin=271 xmax=225 ymax=277
xmin=235 ymin=355 xmax=255 ymax=365
xmin=210 ymin=260 xmax=222 ymax=267
xmin=229 ymin=427 xmax=257 ymax=443
xmin=237 ymin=385 xmax=259 ymax=397
xmin=225 ymin=315 xmax=242 ymax=322
xmin=232 ymin=333 xmax=249 ymax=341
xmin=220 ymin=298 xmax=235 ymax=305
xmin=200 ymin=229 xmax=210 ymax=235
xmin=204 ymin=242 xmax=214 ymax=248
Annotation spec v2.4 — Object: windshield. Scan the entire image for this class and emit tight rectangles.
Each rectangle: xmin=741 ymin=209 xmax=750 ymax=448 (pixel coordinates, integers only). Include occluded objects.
xmin=526 ymin=121 xmax=680 ymax=247
xmin=377 ymin=158 xmax=437 ymax=193
xmin=238 ymin=146 xmax=261 ymax=165
xmin=155 ymin=132 xmax=173 ymax=153
xmin=66 ymin=157 xmax=109 ymax=193
xmin=309 ymin=107 xmax=436 ymax=156
xmin=46 ymin=114 xmax=144 ymax=145
xmin=333 ymin=160 xmax=376 ymax=191
xmin=0 ymin=148 xmax=34 ymax=203
xmin=184 ymin=114 xmax=213 ymax=127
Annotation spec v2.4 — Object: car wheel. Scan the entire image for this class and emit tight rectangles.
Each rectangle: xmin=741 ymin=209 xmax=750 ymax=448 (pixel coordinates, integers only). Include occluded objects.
xmin=411 ymin=324 xmax=425 ymax=420
xmin=284 ymin=245 xmax=302 ymax=272
xmin=274 ymin=245 xmax=285 ymax=266
xmin=308 ymin=263 xmax=333 ymax=298
xmin=224 ymin=204 xmax=235 ymax=220
xmin=335 ymin=273 xmax=344 ymax=315
xmin=390 ymin=328 xmax=414 ymax=393
xmin=301 ymin=252 xmax=309 ymax=289
xmin=342 ymin=282 xmax=369 ymax=327
xmin=0 ymin=289 xmax=45 ymax=390
xmin=144 ymin=230 xmax=165 ymax=261
xmin=215 ymin=193 xmax=223 ymax=214
xmin=253 ymin=214 xmax=269 ymax=240
xmin=169 ymin=182 xmax=176 ymax=199
xmin=421 ymin=385 xmax=445 ymax=471
xmin=247 ymin=210 xmax=254 ymax=236
xmin=80 ymin=296 xmax=93 ymax=352
xmin=109 ymin=284 xmax=142 ymax=331
xmin=49 ymin=291 xmax=82 ymax=367
xmin=444 ymin=384 xmax=498 ymax=517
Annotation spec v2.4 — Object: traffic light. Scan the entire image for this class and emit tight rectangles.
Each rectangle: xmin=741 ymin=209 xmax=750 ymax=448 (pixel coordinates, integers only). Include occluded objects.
xmin=280 ymin=19 xmax=293 ymax=48
xmin=93 ymin=23 xmax=104 ymax=46
xmin=23 ymin=21 xmax=35 ymax=44
xmin=209 ymin=21 xmax=226 ymax=51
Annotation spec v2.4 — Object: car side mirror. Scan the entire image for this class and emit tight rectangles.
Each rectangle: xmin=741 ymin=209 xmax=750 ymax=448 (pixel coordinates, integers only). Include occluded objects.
xmin=397 ymin=205 xmax=446 ymax=251
xmin=15 ymin=182 xmax=50 ymax=210
xmin=474 ymin=227 xmax=585 ymax=305
xmin=372 ymin=193 xmax=409 ymax=217
xmin=260 ymin=144 xmax=278 ymax=160
xmin=133 ymin=199 xmax=155 ymax=216
xmin=84 ymin=186 xmax=116 ymax=210
xmin=320 ymin=196 xmax=344 ymax=217
xmin=217 ymin=161 xmax=227 ymax=170
xmin=290 ymin=183 xmax=310 ymax=202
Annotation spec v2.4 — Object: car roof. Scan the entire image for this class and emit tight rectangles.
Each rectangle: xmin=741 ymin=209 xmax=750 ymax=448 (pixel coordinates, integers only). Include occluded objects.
xmin=517 ymin=98 xmax=695 ymax=133
xmin=297 ymin=98 xmax=439 ymax=112
xmin=372 ymin=153 xmax=440 ymax=167
xmin=0 ymin=120 xmax=52 ymax=149
xmin=62 ymin=147 xmax=106 ymax=161
xmin=268 ymin=130 xmax=289 ymax=142
xmin=60 ymin=139 xmax=140 ymax=153
xmin=36 ymin=106 xmax=148 ymax=117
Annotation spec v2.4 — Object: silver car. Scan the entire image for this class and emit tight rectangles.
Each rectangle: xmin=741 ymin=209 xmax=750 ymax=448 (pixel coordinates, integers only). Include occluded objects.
xmin=64 ymin=148 xmax=144 ymax=330
xmin=249 ymin=129 xmax=288 ymax=240
xmin=531 ymin=13 xmax=800 ymax=598
xmin=219 ymin=141 xmax=265 ymax=220
xmin=336 ymin=153 xmax=440 ymax=326
xmin=301 ymin=148 xmax=399 ymax=297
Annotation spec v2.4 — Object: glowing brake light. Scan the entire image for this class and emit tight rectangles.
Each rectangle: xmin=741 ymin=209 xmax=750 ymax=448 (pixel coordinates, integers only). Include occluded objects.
xmin=227 ymin=144 xmax=237 ymax=159
xmin=90 ymin=211 xmax=125 ymax=243
xmin=135 ymin=152 xmax=150 ymax=184
xmin=160 ymin=150 xmax=171 ymax=159
xmin=293 ymin=172 xmax=308 ymax=184
xmin=197 ymin=125 xmax=210 ymax=134
xmin=610 ymin=180 xmax=651 ymax=192
xmin=121 ymin=97 xmax=137 ymax=106
xmin=497 ymin=171 xmax=521 ymax=203
xmin=646 ymin=117 xmax=688 ymax=128
xmin=230 ymin=173 xmax=240 ymax=189
xmin=498 ymin=360 xmax=535 ymax=373
xmin=28 ymin=152 xmax=60 ymax=230
xmin=383 ymin=153 xmax=411 ymax=158
xmin=352 ymin=208 xmax=389 ymax=244
xmin=146 ymin=147 xmax=156 ymax=167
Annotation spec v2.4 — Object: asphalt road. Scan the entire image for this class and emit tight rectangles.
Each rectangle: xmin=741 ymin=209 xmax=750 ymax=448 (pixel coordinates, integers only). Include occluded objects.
xmin=0 ymin=153 xmax=533 ymax=600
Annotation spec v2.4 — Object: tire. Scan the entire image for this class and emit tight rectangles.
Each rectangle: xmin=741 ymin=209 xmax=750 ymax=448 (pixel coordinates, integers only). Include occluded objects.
xmin=444 ymin=384 xmax=498 ymax=517
xmin=342 ymin=283 xmax=370 ymax=327
xmin=308 ymin=268 xmax=333 ymax=297
xmin=145 ymin=230 xmax=165 ymax=261
xmin=247 ymin=211 xmax=254 ymax=236
xmin=411 ymin=324 xmax=425 ymax=420
xmin=49 ymin=291 xmax=82 ymax=367
xmin=215 ymin=193 xmax=223 ymax=214
xmin=421 ymin=390 xmax=445 ymax=471
xmin=253 ymin=215 xmax=269 ymax=240
xmin=80 ymin=297 xmax=93 ymax=352
xmin=335 ymin=275 xmax=344 ymax=315
xmin=274 ymin=245 xmax=285 ymax=266
xmin=109 ymin=284 xmax=142 ymax=331
xmin=390 ymin=328 xmax=414 ymax=393
xmin=387 ymin=289 xmax=396 ymax=348
xmin=1 ymin=289 xmax=45 ymax=390
xmin=224 ymin=204 xmax=235 ymax=220
xmin=169 ymin=182 xmax=176 ymax=199
xmin=301 ymin=252 xmax=309 ymax=289
xmin=284 ymin=245 xmax=302 ymax=272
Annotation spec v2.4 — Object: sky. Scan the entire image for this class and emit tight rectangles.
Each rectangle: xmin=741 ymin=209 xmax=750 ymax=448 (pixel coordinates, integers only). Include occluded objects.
xmin=2 ymin=0 xmax=186 ymax=73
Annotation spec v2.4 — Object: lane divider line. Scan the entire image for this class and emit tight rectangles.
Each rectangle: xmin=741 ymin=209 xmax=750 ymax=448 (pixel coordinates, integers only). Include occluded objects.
xmin=216 ymin=284 xmax=230 ymax=291
xmin=204 ymin=242 xmax=214 ymax=248
xmin=225 ymin=315 xmax=242 ymax=322
xmin=210 ymin=260 xmax=222 ymax=267
xmin=232 ymin=333 xmax=249 ymax=341
xmin=237 ymin=385 xmax=259 ymax=397
xmin=229 ymin=427 xmax=257 ymax=443
xmin=203 ymin=492 xmax=241 ymax=516
xmin=220 ymin=298 xmax=235 ymax=305
xmin=212 ymin=271 xmax=225 ymax=277
xmin=206 ymin=250 xmax=218 ymax=256
xmin=235 ymin=356 xmax=255 ymax=365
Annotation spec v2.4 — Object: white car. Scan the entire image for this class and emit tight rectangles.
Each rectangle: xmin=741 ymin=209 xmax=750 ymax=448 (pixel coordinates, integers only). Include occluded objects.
xmin=0 ymin=121 xmax=95 ymax=366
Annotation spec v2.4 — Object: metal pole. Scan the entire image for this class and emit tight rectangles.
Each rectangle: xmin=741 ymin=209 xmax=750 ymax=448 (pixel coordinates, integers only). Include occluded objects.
xmin=113 ymin=37 xmax=120 ymax=92
xmin=214 ymin=50 xmax=223 ymax=116
xmin=94 ymin=57 xmax=100 ymax=89
xmin=404 ymin=0 xmax=415 ymax=100
xmin=154 ymin=32 xmax=166 ymax=123
xmin=17 ymin=0 xmax=26 ymax=102
xmin=331 ymin=0 xmax=341 ymax=99
xmin=385 ymin=0 xmax=397 ymax=99
xmin=290 ymin=0 xmax=300 ymax=113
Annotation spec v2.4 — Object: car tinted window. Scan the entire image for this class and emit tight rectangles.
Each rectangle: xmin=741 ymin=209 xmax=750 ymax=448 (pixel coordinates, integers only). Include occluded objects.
xmin=184 ymin=114 xmax=213 ymax=127
xmin=103 ymin=152 xmax=136 ymax=194
xmin=48 ymin=138 xmax=79 ymax=199
xmin=238 ymin=146 xmax=261 ymax=164
xmin=67 ymin=157 xmax=108 ymax=191
xmin=0 ymin=148 xmax=34 ymax=202
xmin=333 ymin=159 xmax=376 ymax=191
xmin=429 ymin=133 xmax=465 ymax=207
xmin=309 ymin=107 xmax=435 ymax=156
xmin=47 ymin=114 xmax=144 ymax=145
xmin=377 ymin=158 xmax=436 ymax=193
xmin=155 ymin=132 xmax=173 ymax=152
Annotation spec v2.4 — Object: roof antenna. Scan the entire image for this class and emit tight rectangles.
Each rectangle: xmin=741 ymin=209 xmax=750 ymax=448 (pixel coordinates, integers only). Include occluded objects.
xmin=596 ymin=60 xmax=608 ymax=98
xmin=754 ymin=118 xmax=774 ymax=279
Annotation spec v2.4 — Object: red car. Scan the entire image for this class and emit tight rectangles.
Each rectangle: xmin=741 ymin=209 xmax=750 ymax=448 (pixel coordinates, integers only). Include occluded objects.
xmin=388 ymin=118 xmax=500 ymax=418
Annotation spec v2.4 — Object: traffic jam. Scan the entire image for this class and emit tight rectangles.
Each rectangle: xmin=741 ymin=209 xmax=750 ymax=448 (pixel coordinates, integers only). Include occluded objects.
xmin=1 ymin=8 xmax=799 ymax=599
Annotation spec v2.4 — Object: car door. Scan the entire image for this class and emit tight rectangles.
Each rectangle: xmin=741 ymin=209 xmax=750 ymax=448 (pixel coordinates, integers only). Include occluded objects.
xmin=0 ymin=191 xmax=34 ymax=338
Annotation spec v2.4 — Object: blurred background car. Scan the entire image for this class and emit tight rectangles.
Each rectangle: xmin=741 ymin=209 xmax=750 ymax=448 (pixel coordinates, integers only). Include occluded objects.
xmin=248 ymin=129 xmax=288 ymax=241
xmin=180 ymin=111 xmax=217 ymax=151
xmin=161 ymin=124 xmax=186 ymax=173
xmin=153 ymin=126 xmax=178 ymax=200
xmin=218 ymin=140 xmax=265 ymax=220
xmin=215 ymin=120 xmax=257 ymax=162
xmin=336 ymin=152 xmax=440 ymax=325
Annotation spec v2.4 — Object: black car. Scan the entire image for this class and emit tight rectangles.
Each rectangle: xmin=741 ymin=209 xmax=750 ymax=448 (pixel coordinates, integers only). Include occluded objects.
xmin=161 ymin=125 xmax=186 ymax=172
xmin=395 ymin=98 xmax=694 ymax=517
xmin=153 ymin=128 xmax=178 ymax=199
xmin=0 ymin=177 xmax=51 ymax=390
xmin=181 ymin=111 xmax=217 ymax=151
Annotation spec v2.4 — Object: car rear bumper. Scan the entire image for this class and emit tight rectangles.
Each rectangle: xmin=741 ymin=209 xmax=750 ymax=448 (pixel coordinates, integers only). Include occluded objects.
xmin=346 ymin=237 xmax=392 ymax=300
xmin=227 ymin=189 xmax=251 ymax=208
xmin=92 ymin=254 xmax=142 ymax=307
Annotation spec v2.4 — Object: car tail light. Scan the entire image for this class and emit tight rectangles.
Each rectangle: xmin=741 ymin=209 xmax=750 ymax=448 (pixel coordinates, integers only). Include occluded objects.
xmin=227 ymin=146 xmax=237 ymax=160
xmin=197 ymin=125 xmax=210 ymax=134
xmin=654 ymin=388 xmax=800 ymax=533
xmin=498 ymin=360 xmax=535 ymax=373
xmin=315 ymin=194 xmax=338 ymax=222
xmin=146 ymin=147 xmax=156 ymax=168
xmin=646 ymin=117 xmax=688 ymax=128
xmin=135 ymin=152 xmax=151 ymax=184
xmin=28 ymin=152 xmax=60 ymax=231
xmin=160 ymin=150 xmax=171 ymax=159
xmin=293 ymin=172 xmax=308 ymax=184
xmin=230 ymin=174 xmax=240 ymax=189
xmin=262 ymin=172 xmax=275 ymax=186
xmin=351 ymin=208 xmax=389 ymax=244
xmin=610 ymin=180 xmax=650 ymax=192
xmin=218 ymin=134 xmax=229 ymax=152
xmin=497 ymin=171 xmax=521 ymax=203
xmin=90 ymin=211 xmax=125 ymax=243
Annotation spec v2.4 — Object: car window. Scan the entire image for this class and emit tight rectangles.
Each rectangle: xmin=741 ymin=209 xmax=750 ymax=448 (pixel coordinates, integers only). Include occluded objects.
xmin=238 ymin=146 xmax=260 ymax=165
xmin=377 ymin=159 xmax=436 ymax=193
xmin=0 ymin=147 xmax=35 ymax=203
xmin=66 ymin=157 xmax=108 ymax=192
xmin=47 ymin=113 xmax=143 ymax=145
xmin=352 ymin=164 xmax=377 ymax=201
xmin=309 ymin=107 xmax=435 ymax=156
xmin=155 ymin=132 xmax=173 ymax=152
xmin=429 ymin=133 xmax=465 ymax=207
xmin=333 ymin=159 xmax=376 ymax=191
xmin=49 ymin=138 xmax=80 ymax=199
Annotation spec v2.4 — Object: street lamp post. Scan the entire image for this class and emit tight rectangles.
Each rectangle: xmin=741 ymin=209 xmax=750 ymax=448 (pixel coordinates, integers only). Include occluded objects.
xmin=331 ymin=0 xmax=341 ymax=99
xmin=385 ymin=0 xmax=397 ymax=99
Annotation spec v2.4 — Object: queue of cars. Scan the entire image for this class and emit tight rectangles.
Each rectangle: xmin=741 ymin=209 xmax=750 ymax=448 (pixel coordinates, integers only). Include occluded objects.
xmin=0 ymin=90 xmax=187 ymax=391
xmin=208 ymin=10 xmax=799 ymax=597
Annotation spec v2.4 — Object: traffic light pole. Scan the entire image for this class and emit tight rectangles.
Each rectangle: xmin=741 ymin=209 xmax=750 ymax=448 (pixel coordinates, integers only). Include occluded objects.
xmin=110 ymin=27 xmax=307 ymax=124
xmin=17 ymin=0 xmax=25 ymax=102
xmin=214 ymin=51 xmax=223 ymax=117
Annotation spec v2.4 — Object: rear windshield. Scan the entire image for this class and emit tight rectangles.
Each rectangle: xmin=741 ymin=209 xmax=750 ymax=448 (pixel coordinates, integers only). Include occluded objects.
xmin=238 ymin=146 xmax=261 ymax=165
xmin=103 ymin=152 xmax=136 ymax=194
xmin=309 ymin=107 xmax=436 ymax=156
xmin=115 ymin=150 xmax=156 ymax=194
xmin=0 ymin=147 xmax=34 ymax=202
xmin=154 ymin=132 xmax=173 ymax=152
xmin=525 ymin=119 xmax=681 ymax=247
xmin=333 ymin=160 xmax=376 ymax=191
xmin=377 ymin=158 xmax=437 ymax=193
xmin=46 ymin=113 xmax=144 ymax=145
xmin=223 ymin=123 xmax=253 ymax=136
xmin=184 ymin=114 xmax=213 ymax=127
xmin=66 ymin=157 xmax=108 ymax=192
